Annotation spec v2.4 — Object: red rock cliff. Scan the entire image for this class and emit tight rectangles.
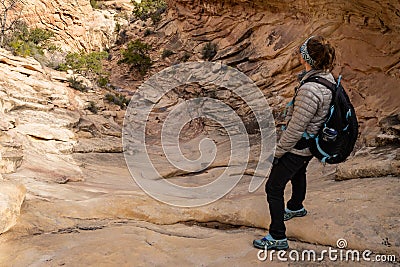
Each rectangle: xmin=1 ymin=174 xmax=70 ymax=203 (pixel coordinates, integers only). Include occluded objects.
xmin=164 ymin=0 xmax=400 ymax=145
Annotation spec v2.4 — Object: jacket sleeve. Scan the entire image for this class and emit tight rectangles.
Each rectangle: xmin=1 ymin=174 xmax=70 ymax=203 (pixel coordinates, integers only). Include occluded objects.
xmin=275 ymin=84 xmax=321 ymax=158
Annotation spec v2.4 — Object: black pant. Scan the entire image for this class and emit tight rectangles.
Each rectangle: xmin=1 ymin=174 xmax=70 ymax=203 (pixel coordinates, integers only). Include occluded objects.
xmin=265 ymin=152 xmax=312 ymax=240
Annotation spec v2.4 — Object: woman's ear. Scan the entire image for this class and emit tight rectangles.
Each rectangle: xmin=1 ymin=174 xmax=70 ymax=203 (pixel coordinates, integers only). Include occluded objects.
xmin=299 ymin=55 xmax=312 ymax=71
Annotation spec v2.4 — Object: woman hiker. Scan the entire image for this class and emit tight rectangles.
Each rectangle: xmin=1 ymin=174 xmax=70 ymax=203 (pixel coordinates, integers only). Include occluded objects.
xmin=253 ymin=36 xmax=336 ymax=250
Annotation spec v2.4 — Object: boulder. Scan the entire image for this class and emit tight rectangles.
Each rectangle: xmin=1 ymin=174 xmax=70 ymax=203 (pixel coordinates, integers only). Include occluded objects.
xmin=0 ymin=182 xmax=26 ymax=234
xmin=336 ymin=147 xmax=400 ymax=180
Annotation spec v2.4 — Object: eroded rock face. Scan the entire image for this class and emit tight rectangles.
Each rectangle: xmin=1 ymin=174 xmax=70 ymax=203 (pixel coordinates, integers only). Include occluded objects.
xmin=0 ymin=47 xmax=123 ymax=233
xmin=0 ymin=48 xmax=122 ymax=159
xmin=12 ymin=0 xmax=122 ymax=52
xmin=157 ymin=0 xmax=400 ymax=145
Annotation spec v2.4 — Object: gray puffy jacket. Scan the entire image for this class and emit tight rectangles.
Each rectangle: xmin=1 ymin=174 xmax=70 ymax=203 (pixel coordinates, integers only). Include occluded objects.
xmin=275 ymin=70 xmax=334 ymax=158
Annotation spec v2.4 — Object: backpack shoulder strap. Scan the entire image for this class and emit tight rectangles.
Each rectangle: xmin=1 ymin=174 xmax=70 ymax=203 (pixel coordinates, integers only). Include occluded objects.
xmin=302 ymin=76 xmax=336 ymax=91
xmin=301 ymin=76 xmax=337 ymax=106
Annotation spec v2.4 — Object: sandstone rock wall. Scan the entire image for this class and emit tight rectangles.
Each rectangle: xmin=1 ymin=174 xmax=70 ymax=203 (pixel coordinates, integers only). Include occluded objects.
xmin=0 ymin=47 xmax=123 ymax=167
xmin=162 ymin=0 xmax=400 ymax=146
xmin=11 ymin=0 xmax=122 ymax=52
xmin=0 ymin=47 xmax=124 ymax=232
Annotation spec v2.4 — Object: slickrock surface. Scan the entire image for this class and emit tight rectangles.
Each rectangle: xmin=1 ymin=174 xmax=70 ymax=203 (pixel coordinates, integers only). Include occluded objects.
xmin=1 ymin=151 xmax=398 ymax=266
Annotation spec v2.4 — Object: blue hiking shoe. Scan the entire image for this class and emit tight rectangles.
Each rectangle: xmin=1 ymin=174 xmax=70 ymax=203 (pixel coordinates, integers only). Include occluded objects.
xmin=284 ymin=207 xmax=307 ymax=221
xmin=253 ymin=234 xmax=289 ymax=250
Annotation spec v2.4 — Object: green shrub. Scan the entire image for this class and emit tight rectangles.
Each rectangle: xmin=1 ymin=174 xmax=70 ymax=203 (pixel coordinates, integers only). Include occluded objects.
xmin=132 ymin=0 xmax=166 ymax=24
xmin=97 ymin=75 xmax=110 ymax=87
xmin=27 ymin=28 xmax=54 ymax=45
xmin=67 ymin=77 xmax=88 ymax=92
xmin=90 ymin=0 xmax=99 ymax=9
xmin=87 ymin=101 xmax=99 ymax=114
xmin=45 ymin=44 xmax=60 ymax=52
xmin=180 ymin=52 xmax=191 ymax=62
xmin=5 ymin=22 xmax=55 ymax=58
xmin=8 ymin=39 xmax=32 ymax=57
xmin=6 ymin=21 xmax=28 ymax=43
xmin=105 ymin=93 xmax=130 ymax=109
xmin=118 ymin=39 xmax=152 ymax=75
xmin=202 ymin=42 xmax=218 ymax=61
xmin=162 ymin=49 xmax=174 ymax=59
xmin=149 ymin=11 xmax=163 ymax=25
xmin=143 ymin=28 xmax=154 ymax=37
xmin=58 ymin=51 xmax=109 ymax=78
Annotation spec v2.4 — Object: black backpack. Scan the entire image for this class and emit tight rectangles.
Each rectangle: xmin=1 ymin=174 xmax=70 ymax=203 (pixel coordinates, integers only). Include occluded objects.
xmin=301 ymin=75 xmax=359 ymax=164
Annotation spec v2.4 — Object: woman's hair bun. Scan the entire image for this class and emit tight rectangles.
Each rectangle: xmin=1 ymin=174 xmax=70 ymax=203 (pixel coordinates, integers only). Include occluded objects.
xmin=307 ymin=36 xmax=336 ymax=71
